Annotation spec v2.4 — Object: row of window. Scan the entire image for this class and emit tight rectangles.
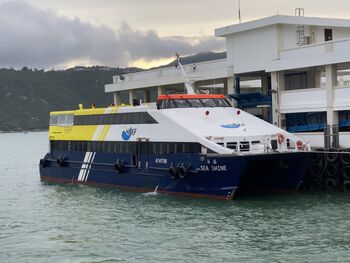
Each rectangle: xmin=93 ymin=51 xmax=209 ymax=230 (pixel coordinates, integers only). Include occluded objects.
xmin=50 ymin=112 xmax=158 ymax=126
xmin=50 ymin=140 xmax=201 ymax=155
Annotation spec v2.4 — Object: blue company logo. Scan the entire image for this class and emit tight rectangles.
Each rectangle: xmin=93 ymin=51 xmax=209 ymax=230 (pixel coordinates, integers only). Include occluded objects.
xmin=221 ymin=123 xmax=241 ymax=129
xmin=121 ymin=127 xmax=137 ymax=141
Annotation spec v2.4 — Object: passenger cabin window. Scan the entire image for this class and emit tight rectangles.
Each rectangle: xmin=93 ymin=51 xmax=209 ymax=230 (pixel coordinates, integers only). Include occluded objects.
xmin=74 ymin=112 xmax=158 ymax=126
xmin=50 ymin=114 xmax=74 ymax=126
xmin=50 ymin=140 xmax=202 ymax=155
xmin=158 ymin=98 xmax=232 ymax=109
xmin=325 ymin=29 xmax=333 ymax=41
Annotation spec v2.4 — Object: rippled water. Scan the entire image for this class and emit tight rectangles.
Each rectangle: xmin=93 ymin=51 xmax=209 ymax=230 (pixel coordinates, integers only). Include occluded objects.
xmin=1 ymin=132 xmax=350 ymax=262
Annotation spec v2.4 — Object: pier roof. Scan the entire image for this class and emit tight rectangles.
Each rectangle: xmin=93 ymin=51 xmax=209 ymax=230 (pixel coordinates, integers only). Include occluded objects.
xmin=215 ymin=15 xmax=350 ymax=37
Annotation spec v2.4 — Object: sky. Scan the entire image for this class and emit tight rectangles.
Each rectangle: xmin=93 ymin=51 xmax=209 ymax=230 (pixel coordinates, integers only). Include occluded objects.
xmin=0 ymin=0 xmax=350 ymax=69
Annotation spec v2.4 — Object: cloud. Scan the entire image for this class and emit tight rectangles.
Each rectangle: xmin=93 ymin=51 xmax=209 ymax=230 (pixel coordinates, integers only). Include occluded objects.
xmin=0 ymin=0 xmax=224 ymax=69
xmin=118 ymin=22 xmax=225 ymax=62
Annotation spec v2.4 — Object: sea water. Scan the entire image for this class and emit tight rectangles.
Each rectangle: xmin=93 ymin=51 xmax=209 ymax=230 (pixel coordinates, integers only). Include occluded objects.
xmin=0 ymin=132 xmax=349 ymax=262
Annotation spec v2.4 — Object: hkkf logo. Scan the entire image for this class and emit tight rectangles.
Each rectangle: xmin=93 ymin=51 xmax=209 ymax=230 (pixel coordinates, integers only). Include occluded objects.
xmin=221 ymin=123 xmax=241 ymax=129
xmin=121 ymin=127 xmax=137 ymax=141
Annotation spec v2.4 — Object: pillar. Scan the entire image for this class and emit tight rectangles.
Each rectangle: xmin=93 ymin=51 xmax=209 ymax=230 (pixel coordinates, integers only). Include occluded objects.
xmin=261 ymin=74 xmax=270 ymax=122
xmin=144 ymin=89 xmax=151 ymax=103
xmin=113 ymin=92 xmax=121 ymax=105
xmin=271 ymin=71 xmax=285 ymax=127
xmin=128 ymin=90 xmax=134 ymax=105
xmin=157 ymin=86 xmax=164 ymax=96
xmin=314 ymin=68 xmax=322 ymax=88
xmin=326 ymin=64 xmax=338 ymax=126
xmin=224 ymin=77 xmax=235 ymax=95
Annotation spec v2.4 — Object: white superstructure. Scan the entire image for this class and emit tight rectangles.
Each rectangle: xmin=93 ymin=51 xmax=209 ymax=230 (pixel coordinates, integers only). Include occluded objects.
xmin=105 ymin=12 xmax=350 ymax=148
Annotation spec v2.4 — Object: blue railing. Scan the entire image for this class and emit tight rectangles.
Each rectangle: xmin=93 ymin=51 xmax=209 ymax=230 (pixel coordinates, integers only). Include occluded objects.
xmin=229 ymin=92 xmax=272 ymax=109
xmin=286 ymin=112 xmax=327 ymax=133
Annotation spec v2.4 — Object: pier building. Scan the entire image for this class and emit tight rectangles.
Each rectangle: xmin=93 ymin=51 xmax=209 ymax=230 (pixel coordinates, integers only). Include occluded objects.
xmin=105 ymin=12 xmax=350 ymax=148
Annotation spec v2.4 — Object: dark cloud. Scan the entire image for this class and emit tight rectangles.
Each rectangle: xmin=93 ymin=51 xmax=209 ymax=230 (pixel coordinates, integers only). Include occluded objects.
xmin=118 ymin=22 xmax=224 ymax=62
xmin=0 ymin=0 xmax=224 ymax=69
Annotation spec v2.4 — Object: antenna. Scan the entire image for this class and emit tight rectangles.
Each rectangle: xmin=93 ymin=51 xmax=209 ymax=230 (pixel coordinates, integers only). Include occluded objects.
xmin=176 ymin=53 xmax=195 ymax=94
xmin=238 ymin=0 xmax=241 ymax=23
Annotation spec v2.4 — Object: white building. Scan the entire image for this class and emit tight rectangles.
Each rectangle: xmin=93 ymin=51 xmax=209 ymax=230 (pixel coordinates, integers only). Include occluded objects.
xmin=105 ymin=13 xmax=350 ymax=148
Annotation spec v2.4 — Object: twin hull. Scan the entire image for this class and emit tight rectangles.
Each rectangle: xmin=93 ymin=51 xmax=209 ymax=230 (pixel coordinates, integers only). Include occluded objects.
xmin=40 ymin=150 xmax=310 ymax=200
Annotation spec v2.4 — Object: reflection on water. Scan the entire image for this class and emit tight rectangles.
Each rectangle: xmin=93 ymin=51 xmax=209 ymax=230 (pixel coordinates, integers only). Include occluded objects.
xmin=0 ymin=132 xmax=349 ymax=262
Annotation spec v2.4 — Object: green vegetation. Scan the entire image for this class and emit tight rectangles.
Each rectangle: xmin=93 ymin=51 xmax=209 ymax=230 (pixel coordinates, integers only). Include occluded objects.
xmin=0 ymin=66 xmax=141 ymax=132
xmin=0 ymin=52 xmax=226 ymax=132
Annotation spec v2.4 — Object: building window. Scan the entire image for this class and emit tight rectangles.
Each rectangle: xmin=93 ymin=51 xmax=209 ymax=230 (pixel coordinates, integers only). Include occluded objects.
xmin=325 ymin=29 xmax=333 ymax=41
xmin=285 ymin=72 xmax=307 ymax=90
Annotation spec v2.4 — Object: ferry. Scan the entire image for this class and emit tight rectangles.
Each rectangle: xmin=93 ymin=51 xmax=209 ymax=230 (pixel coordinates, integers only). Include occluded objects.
xmin=39 ymin=58 xmax=311 ymax=200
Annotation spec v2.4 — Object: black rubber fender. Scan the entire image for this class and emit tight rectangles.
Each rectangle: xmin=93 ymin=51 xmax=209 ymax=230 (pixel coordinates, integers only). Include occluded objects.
xmin=114 ymin=159 xmax=124 ymax=173
xmin=178 ymin=165 xmax=188 ymax=179
xmin=326 ymin=162 xmax=339 ymax=178
xmin=340 ymin=152 xmax=350 ymax=166
xmin=56 ymin=156 xmax=65 ymax=167
xmin=310 ymin=162 xmax=323 ymax=178
xmin=40 ymin=158 xmax=47 ymax=168
xmin=326 ymin=150 xmax=338 ymax=163
xmin=325 ymin=177 xmax=339 ymax=191
xmin=168 ymin=166 xmax=178 ymax=179
xmin=341 ymin=167 xmax=350 ymax=180
xmin=343 ymin=180 xmax=350 ymax=192
xmin=317 ymin=156 xmax=328 ymax=177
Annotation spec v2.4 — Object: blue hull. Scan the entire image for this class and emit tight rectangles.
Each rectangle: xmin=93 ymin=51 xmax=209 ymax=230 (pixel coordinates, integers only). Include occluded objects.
xmin=39 ymin=151 xmax=310 ymax=200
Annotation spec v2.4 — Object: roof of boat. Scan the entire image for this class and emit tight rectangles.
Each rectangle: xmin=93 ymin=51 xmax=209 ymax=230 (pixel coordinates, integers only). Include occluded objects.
xmin=157 ymin=94 xmax=226 ymax=100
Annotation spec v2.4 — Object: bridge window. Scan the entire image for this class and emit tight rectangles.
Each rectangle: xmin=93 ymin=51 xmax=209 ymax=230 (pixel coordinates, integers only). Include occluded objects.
xmin=158 ymin=98 xmax=231 ymax=109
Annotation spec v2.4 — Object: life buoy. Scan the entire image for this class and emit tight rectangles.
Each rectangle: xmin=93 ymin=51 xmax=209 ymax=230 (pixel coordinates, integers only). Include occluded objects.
xmin=168 ymin=166 xmax=178 ymax=179
xmin=114 ymin=159 xmax=124 ymax=173
xmin=277 ymin=133 xmax=285 ymax=144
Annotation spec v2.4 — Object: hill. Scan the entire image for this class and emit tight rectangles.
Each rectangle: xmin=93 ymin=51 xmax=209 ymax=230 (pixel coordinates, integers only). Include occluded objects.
xmin=0 ymin=66 xmax=141 ymax=132
xmin=0 ymin=52 xmax=225 ymax=132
